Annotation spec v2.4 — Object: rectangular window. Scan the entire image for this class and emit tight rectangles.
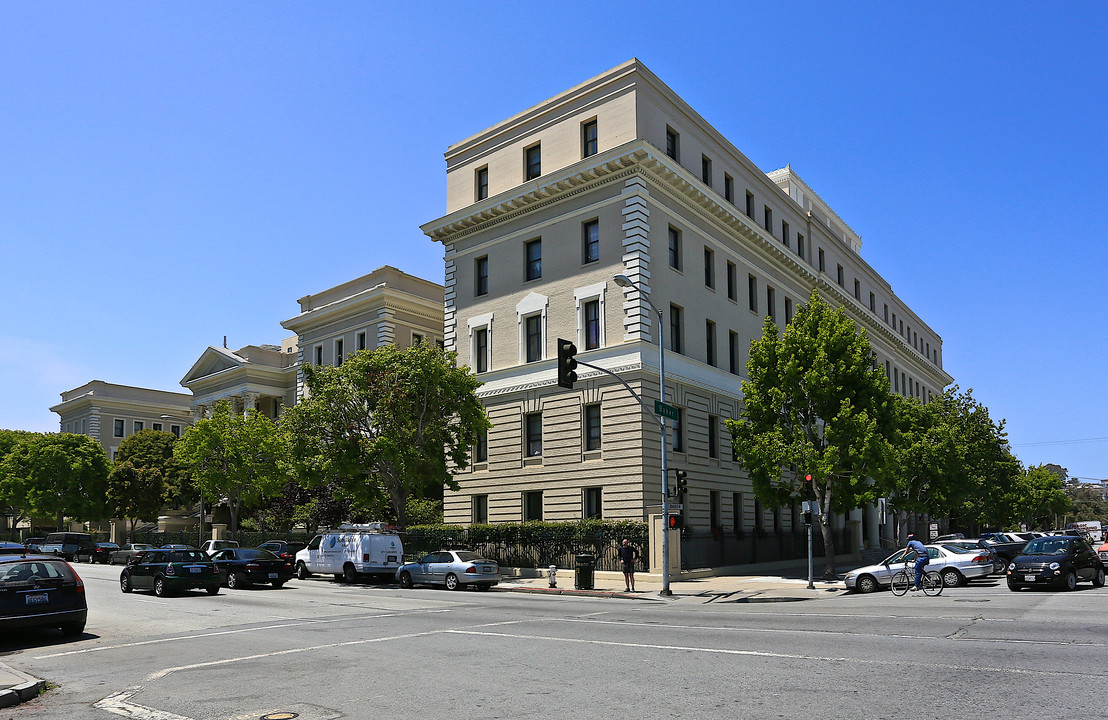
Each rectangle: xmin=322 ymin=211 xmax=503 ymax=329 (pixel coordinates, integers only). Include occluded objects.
xmin=472 ymin=495 xmax=488 ymax=524
xmin=711 ymin=491 xmax=721 ymax=531
xmin=475 ymin=426 xmax=488 ymax=463
xmin=869 ymin=292 xmax=876 ymax=313
xmin=474 ymin=327 xmax=488 ymax=373
xmin=475 ymin=256 xmax=489 ymax=296
xmin=357 ymin=331 xmax=367 ymax=351
xmin=665 ymin=126 xmax=679 ymax=160
xmin=836 ymin=264 xmax=844 ymax=287
xmin=724 ymin=174 xmax=734 ymax=203
xmin=584 ymin=487 xmax=602 ymax=519
xmin=726 ymin=261 xmax=737 ymax=301
xmin=701 ymin=155 xmax=712 ymax=186
xmin=766 ymin=287 xmax=776 ymax=322
xmin=733 ymin=493 xmax=744 ymax=532
xmin=784 ymin=297 xmax=793 ymax=325
xmin=314 ymin=345 xmax=323 ymax=366
xmin=582 ymin=119 xmax=598 ymax=157
xmin=335 ymin=338 xmax=344 ymax=365
xmin=582 ymin=220 xmax=599 ymax=264
xmin=748 ymin=275 xmax=758 ymax=313
xmin=475 ymin=166 xmax=489 ymax=201
xmin=884 ymin=303 xmax=889 ymax=323
xmin=669 ymin=304 xmax=683 ymax=354
xmin=703 ymin=247 xmax=715 ymax=288
xmin=585 ymin=404 xmax=601 ymax=451
xmin=525 ymin=315 xmax=542 ymax=362
xmin=854 ymin=278 xmax=861 ymax=300
xmin=668 ymin=226 xmax=682 ymax=270
xmin=745 ymin=191 xmax=754 ymax=218
xmin=170 ymin=425 xmax=181 ymax=438
xmin=152 ymin=422 xmax=163 ymax=432
xmin=133 ymin=420 xmax=144 ymax=433
xmin=708 ymin=414 xmax=719 ymax=459
xmin=672 ymin=408 xmax=685 ymax=453
xmin=705 ymin=320 xmax=716 ymax=366
xmin=524 ymin=239 xmax=541 ymax=281
xmin=797 ymin=233 xmax=804 ymax=259
xmin=763 ymin=205 xmax=773 ymax=232
xmin=729 ymin=331 xmax=739 ymax=374
xmin=525 ymin=144 xmax=541 ymax=180
xmin=583 ymin=299 xmax=601 ymax=351
xmin=818 ymin=248 xmax=826 ymax=272
xmin=525 ymin=413 xmax=542 ymax=457
xmin=781 ymin=221 xmax=790 ymax=248
xmin=524 ymin=491 xmax=543 ymax=520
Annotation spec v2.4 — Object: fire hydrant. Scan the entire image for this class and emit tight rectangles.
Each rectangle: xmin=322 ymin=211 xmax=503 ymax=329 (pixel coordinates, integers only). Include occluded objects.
xmin=548 ymin=564 xmax=557 ymax=588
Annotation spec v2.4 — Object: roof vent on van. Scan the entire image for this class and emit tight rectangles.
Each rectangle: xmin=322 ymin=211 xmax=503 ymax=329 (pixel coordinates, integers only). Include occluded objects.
xmin=337 ymin=523 xmax=390 ymax=532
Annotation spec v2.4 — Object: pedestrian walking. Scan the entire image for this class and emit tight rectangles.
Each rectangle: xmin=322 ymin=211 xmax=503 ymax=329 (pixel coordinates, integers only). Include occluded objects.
xmin=617 ymin=538 xmax=640 ymax=592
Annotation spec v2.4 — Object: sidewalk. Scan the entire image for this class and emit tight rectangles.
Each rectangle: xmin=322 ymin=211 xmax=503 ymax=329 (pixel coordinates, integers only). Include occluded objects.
xmin=0 ymin=661 xmax=45 ymax=709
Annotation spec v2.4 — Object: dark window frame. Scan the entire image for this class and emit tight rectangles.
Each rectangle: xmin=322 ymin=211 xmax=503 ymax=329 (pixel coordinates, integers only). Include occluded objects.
xmin=524 ymin=239 xmax=542 ymax=281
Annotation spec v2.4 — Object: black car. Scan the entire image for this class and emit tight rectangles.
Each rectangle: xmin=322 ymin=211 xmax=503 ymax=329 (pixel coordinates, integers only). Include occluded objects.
xmin=81 ymin=542 xmax=120 ymax=564
xmin=257 ymin=540 xmax=307 ymax=570
xmin=120 ymin=549 xmax=221 ymax=597
xmin=0 ymin=541 xmax=28 ymax=556
xmin=1007 ymin=535 xmax=1106 ymax=591
xmin=0 ymin=555 xmax=87 ymax=636
xmin=211 ymin=548 xmax=294 ymax=588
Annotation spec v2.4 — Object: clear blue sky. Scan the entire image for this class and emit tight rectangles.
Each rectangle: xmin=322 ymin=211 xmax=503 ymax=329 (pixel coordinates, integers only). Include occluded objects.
xmin=2 ymin=3 xmax=1105 ymax=481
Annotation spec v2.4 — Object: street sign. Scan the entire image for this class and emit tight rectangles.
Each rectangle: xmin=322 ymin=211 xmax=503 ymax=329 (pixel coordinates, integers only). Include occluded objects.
xmin=929 ymin=522 xmax=938 ymax=541
xmin=667 ymin=504 xmax=683 ymax=511
xmin=654 ymin=400 xmax=679 ymax=421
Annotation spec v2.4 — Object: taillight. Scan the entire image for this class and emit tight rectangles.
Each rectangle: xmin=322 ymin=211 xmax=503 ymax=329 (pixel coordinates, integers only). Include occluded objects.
xmin=465 ymin=566 xmax=477 ymax=574
xmin=76 ymin=578 xmax=85 ymax=594
xmin=973 ymin=554 xmax=988 ymax=564
xmin=246 ymin=563 xmax=260 ymax=570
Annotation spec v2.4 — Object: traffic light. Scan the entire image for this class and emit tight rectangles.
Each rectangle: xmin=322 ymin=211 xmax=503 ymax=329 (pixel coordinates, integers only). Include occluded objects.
xmin=668 ymin=513 xmax=684 ymax=529
xmin=674 ymin=469 xmax=688 ymax=495
xmin=804 ymin=473 xmax=813 ymax=498
xmin=557 ymin=339 xmax=578 ymax=389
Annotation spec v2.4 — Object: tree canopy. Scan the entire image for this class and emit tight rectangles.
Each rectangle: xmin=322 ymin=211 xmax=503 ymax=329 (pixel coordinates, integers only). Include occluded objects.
xmin=728 ymin=290 xmax=893 ymax=578
xmin=0 ymin=432 xmax=110 ymax=528
xmin=281 ymin=344 xmax=489 ymax=527
xmin=107 ymin=429 xmax=190 ymax=536
xmin=1009 ymin=464 xmax=1071 ymax=530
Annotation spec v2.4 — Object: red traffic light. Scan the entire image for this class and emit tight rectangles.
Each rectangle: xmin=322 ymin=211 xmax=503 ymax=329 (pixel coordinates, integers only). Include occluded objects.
xmin=805 ymin=474 xmax=813 ymax=483
xmin=667 ymin=514 xmax=684 ymax=529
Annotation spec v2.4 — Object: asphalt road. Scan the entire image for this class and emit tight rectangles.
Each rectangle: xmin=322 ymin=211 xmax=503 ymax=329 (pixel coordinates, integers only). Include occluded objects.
xmin=3 ymin=562 xmax=1107 ymax=719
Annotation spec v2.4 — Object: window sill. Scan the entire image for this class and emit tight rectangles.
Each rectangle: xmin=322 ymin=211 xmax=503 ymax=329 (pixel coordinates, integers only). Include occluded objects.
xmin=583 ymin=450 xmax=602 ymax=461
xmin=523 ymin=457 xmax=543 ymax=467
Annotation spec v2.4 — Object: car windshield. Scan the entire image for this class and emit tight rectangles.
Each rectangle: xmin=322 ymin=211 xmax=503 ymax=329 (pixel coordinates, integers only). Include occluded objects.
xmin=941 ymin=544 xmax=974 ymax=554
xmin=1023 ymin=538 xmax=1071 ymax=555
xmin=168 ymin=551 xmax=208 ymax=562
xmin=239 ymin=549 xmax=279 ymax=560
xmin=0 ymin=560 xmax=74 ymax=586
xmin=455 ymin=551 xmax=487 ymax=562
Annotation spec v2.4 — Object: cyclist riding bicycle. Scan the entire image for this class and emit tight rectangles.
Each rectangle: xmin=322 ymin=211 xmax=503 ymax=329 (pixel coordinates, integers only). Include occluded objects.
xmin=905 ymin=533 xmax=929 ymax=591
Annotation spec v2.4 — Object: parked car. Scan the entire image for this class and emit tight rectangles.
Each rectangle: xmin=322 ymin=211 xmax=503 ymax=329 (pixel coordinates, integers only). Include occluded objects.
xmin=1006 ymin=535 xmax=1105 ymax=591
xmin=843 ymin=544 xmax=994 ymax=593
xmin=200 ymin=540 xmax=239 ymax=557
xmin=1098 ymin=539 xmax=1108 ymax=570
xmin=257 ymin=540 xmax=307 ymax=570
xmin=396 ymin=550 xmax=500 ymax=591
xmin=160 ymin=544 xmax=200 ymax=551
xmin=211 ymin=548 xmax=294 ymax=588
xmin=981 ymin=535 xmax=1029 ymax=565
xmin=23 ymin=538 xmax=45 ymax=552
xmin=296 ymin=526 xmax=403 ymax=583
xmin=109 ymin=543 xmax=155 ymax=565
xmin=80 ymin=542 xmax=120 ymax=564
xmin=119 ymin=549 xmax=221 ymax=597
xmin=934 ymin=533 xmax=965 ymax=541
xmin=39 ymin=532 xmax=95 ymax=562
xmin=0 ymin=554 xmax=87 ymax=636
xmin=940 ymin=539 xmax=1005 ymax=574
xmin=0 ymin=541 xmax=28 ymax=556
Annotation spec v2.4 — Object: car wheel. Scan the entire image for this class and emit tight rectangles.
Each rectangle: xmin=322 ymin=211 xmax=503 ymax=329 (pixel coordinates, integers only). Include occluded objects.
xmin=154 ymin=576 xmax=167 ymax=597
xmin=1064 ymin=570 xmax=1077 ymax=591
xmin=399 ymin=571 xmax=414 ymax=589
xmin=296 ymin=562 xmax=311 ymax=580
xmin=120 ymin=573 xmax=132 ymax=593
xmin=227 ymin=572 xmax=242 ymax=589
xmin=206 ymin=585 xmax=220 ymax=595
xmin=1093 ymin=567 xmax=1105 ymax=588
xmin=60 ymin=621 xmax=85 ymax=637
xmin=1007 ymin=581 xmax=1021 ymax=591
xmin=855 ymin=574 xmax=879 ymax=594
xmin=445 ymin=573 xmax=461 ymax=591
xmin=343 ymin=564 xmax=358 ymax=584
xmin=941 ymin=568 xmax=964 ymax=588
xmin=476 ymin=583 xmax=492 ymax=591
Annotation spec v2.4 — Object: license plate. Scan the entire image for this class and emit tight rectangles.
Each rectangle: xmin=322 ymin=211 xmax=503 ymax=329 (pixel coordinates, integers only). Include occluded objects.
xmin=190 ymin=567 xmax=202 ymax=574
xmin=25 ymin=593 xmax=49 ymax=605
xmin=1024 ymin=574 xmax=1037 ymax=582
xmin=268 ymin=573 xmax=278 ymax=579
xmin=482 ymin=566 xmax=496 ymax=573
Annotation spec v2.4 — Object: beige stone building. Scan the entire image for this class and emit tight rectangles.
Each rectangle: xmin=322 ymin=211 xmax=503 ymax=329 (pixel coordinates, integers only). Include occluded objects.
xmin=422 ymin=59 xmax=952 ymax=559
xmin=50 ymin=380 xmax=193 ymax=460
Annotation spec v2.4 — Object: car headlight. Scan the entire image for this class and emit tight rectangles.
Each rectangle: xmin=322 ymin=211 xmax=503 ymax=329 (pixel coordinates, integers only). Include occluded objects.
xmin=844 ymin=572 xmax=855 ymax=579
xmin=1049 ymin=562 xmax=1060 ymax=570
xmin=1008 ymin=562 xmax=1015 ymax=571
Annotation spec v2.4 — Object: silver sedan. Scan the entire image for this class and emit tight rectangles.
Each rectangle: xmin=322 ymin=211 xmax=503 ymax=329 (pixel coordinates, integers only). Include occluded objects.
xmin=844 ymin=544 xmax=994 ymax=593
xmin=396 ymin=550 xmax=500 ymax=591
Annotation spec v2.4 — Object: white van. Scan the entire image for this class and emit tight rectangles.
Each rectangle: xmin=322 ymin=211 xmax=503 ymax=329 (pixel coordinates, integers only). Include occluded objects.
xmin=295 ymin=524 xmax=403 ymax=583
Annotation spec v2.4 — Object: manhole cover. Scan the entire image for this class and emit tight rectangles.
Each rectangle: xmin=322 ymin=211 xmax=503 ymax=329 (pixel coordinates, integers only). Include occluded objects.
xmin=261 ymin=714 xmax=299 ymax=720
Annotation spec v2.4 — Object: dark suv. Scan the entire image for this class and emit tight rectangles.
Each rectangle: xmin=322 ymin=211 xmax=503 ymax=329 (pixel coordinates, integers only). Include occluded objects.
xmin=40 ymin=533 xmax=95 ymax=562
xmin=0 ymin=555 xmax=87 ymax=636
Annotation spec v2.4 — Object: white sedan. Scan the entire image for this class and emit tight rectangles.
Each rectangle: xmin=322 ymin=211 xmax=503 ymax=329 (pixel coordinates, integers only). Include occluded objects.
xmin=844 ymin=544 xmax=994 ymax=593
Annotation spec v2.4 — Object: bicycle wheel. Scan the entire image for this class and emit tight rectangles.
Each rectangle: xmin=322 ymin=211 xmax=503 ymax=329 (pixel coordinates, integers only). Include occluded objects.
xmin=890 ymin=570 xmax=910 ymax=596
xmin=922 ymin=570 xmax=943 ymax=596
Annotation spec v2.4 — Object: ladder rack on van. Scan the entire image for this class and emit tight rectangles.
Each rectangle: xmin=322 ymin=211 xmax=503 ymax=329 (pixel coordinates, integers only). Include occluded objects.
xmin=336 ymin=523 xmax=392 ymax=533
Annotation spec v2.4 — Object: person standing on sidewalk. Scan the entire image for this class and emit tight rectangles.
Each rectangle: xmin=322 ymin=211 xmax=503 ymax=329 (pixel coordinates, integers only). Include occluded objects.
xmin=617 ymin=538 xmax=640 ymax=592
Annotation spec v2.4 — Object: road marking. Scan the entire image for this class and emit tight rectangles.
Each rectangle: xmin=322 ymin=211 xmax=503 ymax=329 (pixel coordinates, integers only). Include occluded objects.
xmin=34 ymin=608 xmax=456 ymax=659
xmin=95 ymin=688 xmax=194 ymax=720
xmin=445 ymin=629 xmax=1100 ymax=676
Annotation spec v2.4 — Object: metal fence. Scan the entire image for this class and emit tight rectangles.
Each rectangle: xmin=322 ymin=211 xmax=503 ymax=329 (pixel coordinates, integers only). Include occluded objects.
xmin=679 ymin=526 xmax=854 ymax=570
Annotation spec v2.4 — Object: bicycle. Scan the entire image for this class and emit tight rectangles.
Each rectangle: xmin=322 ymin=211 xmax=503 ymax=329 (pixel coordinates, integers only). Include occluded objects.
xmin=890 ymin=560 xmax=942 ymax=596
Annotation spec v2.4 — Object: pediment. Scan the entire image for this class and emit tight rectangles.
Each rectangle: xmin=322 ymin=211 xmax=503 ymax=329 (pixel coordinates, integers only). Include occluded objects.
xmin=180 ymin=347 xmax=246 ymax=386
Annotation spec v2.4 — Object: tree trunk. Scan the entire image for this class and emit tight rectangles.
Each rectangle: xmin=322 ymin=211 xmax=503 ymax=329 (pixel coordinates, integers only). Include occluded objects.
xmin=819 ymin=511 xmax=836 ymax=579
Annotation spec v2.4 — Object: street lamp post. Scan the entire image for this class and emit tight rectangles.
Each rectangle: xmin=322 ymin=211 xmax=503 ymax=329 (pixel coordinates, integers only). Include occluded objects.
xmin=613 ymin=274 xmax=672 ymax=596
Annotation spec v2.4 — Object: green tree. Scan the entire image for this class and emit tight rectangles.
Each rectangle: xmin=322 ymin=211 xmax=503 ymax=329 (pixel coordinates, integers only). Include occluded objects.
xmin=1009 ymin=464 xmax=1071 ymax=530
xmin=282 ymin=344 xmax=489 ymax=528
xmin=107 ymin=428 xmax=189 ymax=538
xmin=0 ymin=429 xmax=40 ymax=528
xmin=1063 ymin=483 xmax=1107 ymax=525
xmin=173 ymin=401 xmax=286 ymax=535
xmin=0 ymin=433 xmax=110 ymax=528
xmin=727 ymin=290 xmax=893 ymax=578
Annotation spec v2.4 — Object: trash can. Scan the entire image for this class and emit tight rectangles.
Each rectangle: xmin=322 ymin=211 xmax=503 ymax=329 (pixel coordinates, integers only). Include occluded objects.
xmin=574 ymin=553 xmax=595 ymax=590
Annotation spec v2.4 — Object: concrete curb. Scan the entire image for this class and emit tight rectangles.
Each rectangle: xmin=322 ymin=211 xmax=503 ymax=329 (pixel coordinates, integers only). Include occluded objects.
xmin=0 ymin=662 xmax=45 ymax=708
